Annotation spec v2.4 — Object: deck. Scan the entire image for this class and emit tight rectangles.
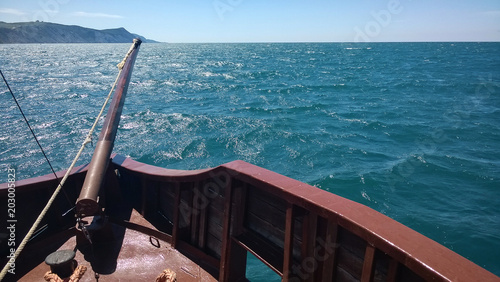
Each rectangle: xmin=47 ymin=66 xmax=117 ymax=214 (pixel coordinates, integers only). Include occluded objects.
xmin=17 ymin=209 xmax=217 ymax=282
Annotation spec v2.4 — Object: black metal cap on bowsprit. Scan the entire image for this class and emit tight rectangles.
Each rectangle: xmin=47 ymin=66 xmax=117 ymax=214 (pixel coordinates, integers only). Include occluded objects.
xmin=45 ymin=250 xmax=76 ymax=278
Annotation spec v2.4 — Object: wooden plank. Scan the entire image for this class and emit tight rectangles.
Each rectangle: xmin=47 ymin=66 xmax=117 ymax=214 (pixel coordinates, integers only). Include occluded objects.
xmin=217 ymin=183 xmax=249 ymax=281
xmin=178 ymin=183 xmax=194 ymax=242
xmin=387 ymin=258 xmax=399 ymax=282
xmin=219 ymin=176 xmax=234 ymax=281
xmin=158 ymin=182 xmax=175 ymax=226
xmin=191 ymin=182 xmax=201 ymax=245
xmin=205 ymin=231 xmax=223 ymax=259
xmin=141 ymin=177 xmax=148 ymax=216
xmin=320 ymin=219 xmax=339 ymax=281
xmin=198 ymin=184 xmax=208 ymax=249
xmin=336 ymin=267 xmax=360 ymax=282
xmin=206 ymin=205 xmax=224 ymax=236
xmin=246 ymin=186 xmax=287 ymax=231
xmin=336 ymin=246 xmax=365 ymax=280
xmin=338 ymin=227 xmax=367 ymax=262
xmin=226 ymin=239 xmax=247 ymax=282
xmin=245 ymin=210 xmax=285 ymax=247
xmin=176 ymin=239 xmax=220 ymax=271
xmin=292 ymin=210 xmax=304 ymax=261
xmin=244 ymin=186 xmax=287 ymax=255
xmin=301 ymin=211 xmax=318 ymax=282
xmin=283 ymin=202 xmax=295 ymax=281
xmin=230 ymin=183 xmax=247 ymax=236
xmin=155 ymin=180 xmax=161 ymax=222
xmin=171 ymin=182 xmax=181 ymax=248
xmin=371 ymin=251 xmax=391 ymax=282
xmin=361 ymin=244 xmax=376 ymax=282
xmin=205 ymin=207 xmax=224 ymax=258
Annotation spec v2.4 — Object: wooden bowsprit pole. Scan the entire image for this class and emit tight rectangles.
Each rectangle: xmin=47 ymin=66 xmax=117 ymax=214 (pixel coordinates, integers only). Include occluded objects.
xmin=76 ymin=38 xmax=142 ymax=217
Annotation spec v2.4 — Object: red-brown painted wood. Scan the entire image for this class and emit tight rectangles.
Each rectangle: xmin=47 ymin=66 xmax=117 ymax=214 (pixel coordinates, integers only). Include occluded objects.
xmin=361 ymin=244 xmax=376 ymax=282
xmin=283 ymin=203 xmax=295 ymax=281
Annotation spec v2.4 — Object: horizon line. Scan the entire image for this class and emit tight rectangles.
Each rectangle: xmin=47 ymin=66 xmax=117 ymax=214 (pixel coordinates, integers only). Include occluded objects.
xmin=2 ymin=41 xmax=500 ymax=45
xmin=1 ymin=21 xmax=499 ymax=45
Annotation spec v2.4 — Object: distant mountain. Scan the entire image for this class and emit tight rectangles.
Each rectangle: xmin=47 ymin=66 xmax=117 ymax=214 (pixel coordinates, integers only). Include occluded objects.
xmin=0 ymin=21 xmax=159 ymax=44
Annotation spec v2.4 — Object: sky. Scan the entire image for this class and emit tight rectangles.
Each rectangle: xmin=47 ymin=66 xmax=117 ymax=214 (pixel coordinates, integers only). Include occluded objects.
xmin=0 ymin=0 xmax=499 ymax=43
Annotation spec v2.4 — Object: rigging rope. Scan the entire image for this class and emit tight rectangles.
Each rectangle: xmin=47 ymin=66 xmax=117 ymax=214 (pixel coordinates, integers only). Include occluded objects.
xmin=0 ymin=60 xmax=124 ymax=281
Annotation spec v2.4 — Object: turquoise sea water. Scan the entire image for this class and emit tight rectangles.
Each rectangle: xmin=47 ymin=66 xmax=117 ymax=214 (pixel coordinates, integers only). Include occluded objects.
xmin=1 ymin=42 xmax=499 ymax=278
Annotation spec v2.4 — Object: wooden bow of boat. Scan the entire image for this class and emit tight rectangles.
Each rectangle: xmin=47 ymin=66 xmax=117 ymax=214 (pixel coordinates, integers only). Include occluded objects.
xmin=1 ymin=155 xmax=499 ymax=281
xmin=76 ymin=38 xmax=141 ymax=217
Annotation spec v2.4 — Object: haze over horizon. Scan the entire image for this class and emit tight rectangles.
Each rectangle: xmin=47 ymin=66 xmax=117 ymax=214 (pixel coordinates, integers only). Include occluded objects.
xmin=1 ymin=0 xmax=499 ymax=43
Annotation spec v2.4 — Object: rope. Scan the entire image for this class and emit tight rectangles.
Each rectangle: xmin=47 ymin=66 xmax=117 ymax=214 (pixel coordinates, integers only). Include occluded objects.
xmin=0 ymin=55 xmax=126 ymax=281
xmin=44 ymin=265 xmax=87 ymax=282
xmin=155 ymin=269 xmax=177 ymax=282
xmin=117 ymin=41 xmax=137 ymax=70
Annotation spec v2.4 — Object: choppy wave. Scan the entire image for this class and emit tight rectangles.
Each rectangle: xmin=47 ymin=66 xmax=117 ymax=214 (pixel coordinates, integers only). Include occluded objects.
xmin=1 ymin=42 xmax=499 ymax=277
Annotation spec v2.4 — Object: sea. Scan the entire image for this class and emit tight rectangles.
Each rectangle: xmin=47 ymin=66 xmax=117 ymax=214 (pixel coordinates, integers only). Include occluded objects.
xmin=1 ymin=42 xmax=499 ymax=279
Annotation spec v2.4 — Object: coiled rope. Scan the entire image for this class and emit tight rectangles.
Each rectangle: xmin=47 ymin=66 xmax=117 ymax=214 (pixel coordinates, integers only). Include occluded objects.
xmin=0 ymin=50 xmax=129 ymax=280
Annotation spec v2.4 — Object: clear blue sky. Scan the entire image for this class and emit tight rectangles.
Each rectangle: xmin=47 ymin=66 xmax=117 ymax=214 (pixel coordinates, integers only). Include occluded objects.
xmin=1 ymin=0 xmax=499 ymax=42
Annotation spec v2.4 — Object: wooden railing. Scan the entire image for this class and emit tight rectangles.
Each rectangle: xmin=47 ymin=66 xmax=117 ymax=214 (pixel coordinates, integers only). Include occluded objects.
xmin=111 ymin=155 xmax=500 ymax=282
